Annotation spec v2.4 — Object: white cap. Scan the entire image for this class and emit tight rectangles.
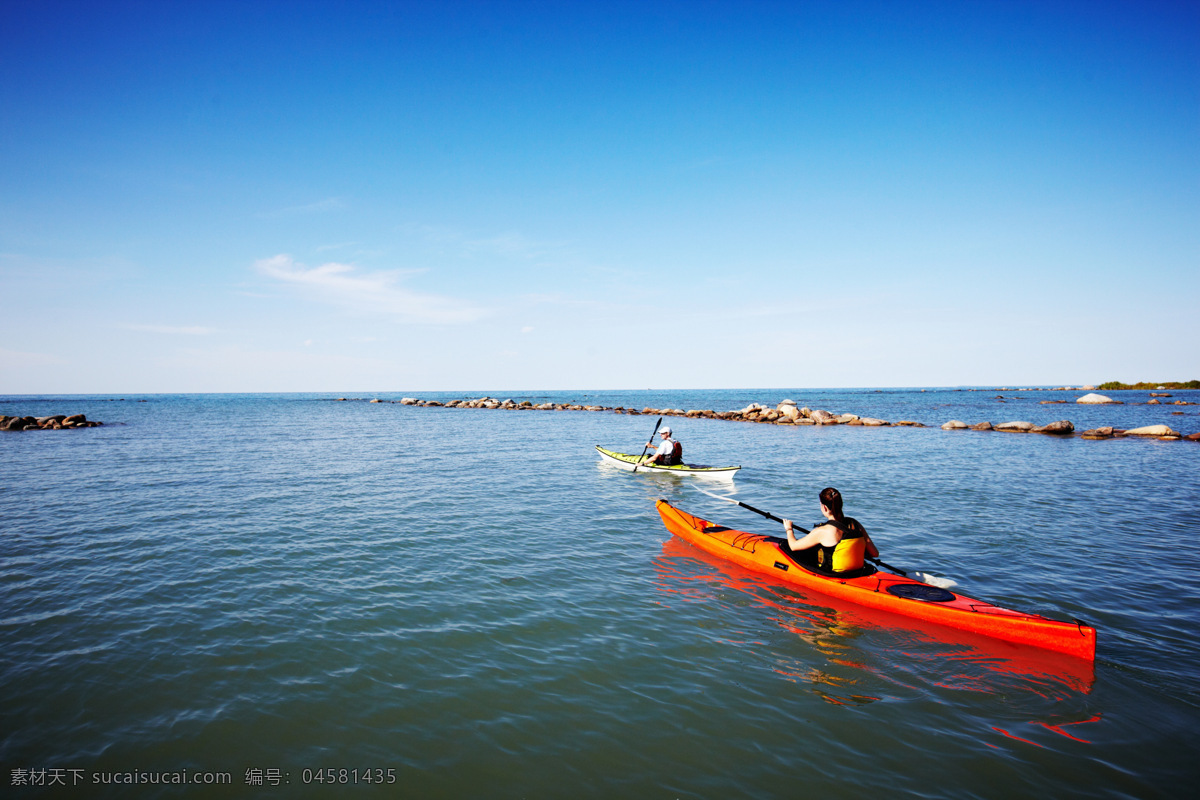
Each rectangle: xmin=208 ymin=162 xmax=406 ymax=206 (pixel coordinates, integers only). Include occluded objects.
xmin=660 ymin=427 xmax=671 ymax=435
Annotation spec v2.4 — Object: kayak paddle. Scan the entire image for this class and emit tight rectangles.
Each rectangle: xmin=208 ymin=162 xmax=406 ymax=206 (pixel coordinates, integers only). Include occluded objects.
xmin=690 ymin=484 xmax=919 ymax=580
xmin=631 ymin=417 xmax=663 ymax=473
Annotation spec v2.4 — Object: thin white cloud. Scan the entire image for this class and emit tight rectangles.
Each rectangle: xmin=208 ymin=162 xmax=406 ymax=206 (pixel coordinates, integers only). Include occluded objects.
xmin=0 ymin=252 xmax=137 ymax=285
xmin=397 ymin=223 xmax=461 ymax=243
xmin=259 ymin=197 xmax=345 ymax=218
xmin=120 ymin=324 xmax=217 ymax=335
xmin=255 ymin=254 xmax=486 ymax=324
xmin=315 ymin=241 xmax=359 ymax=253
xmin=0 ymin=347 xmax=67 ymax=368
xmin=464 ymin=232 xmax=562 ymax=260
xmin=397 ymin=223 xmax=565 ymax=261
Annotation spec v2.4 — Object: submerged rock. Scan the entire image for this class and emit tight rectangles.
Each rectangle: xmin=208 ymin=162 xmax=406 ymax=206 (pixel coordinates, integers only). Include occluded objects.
xmin=941 ymin=420 xmax=968 ymax=430
xmin=995 ymin=421 xmax=1035 ymax=432
xmin=1077 ymin=393 xmax=1118 ymax=404
xmin=970 ymin=422 xmax=993 ymax=431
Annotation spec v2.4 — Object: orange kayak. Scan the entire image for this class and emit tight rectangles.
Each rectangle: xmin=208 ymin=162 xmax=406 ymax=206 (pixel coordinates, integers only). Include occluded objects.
xmin=655 ymin=499 xmax=1096 ymax=661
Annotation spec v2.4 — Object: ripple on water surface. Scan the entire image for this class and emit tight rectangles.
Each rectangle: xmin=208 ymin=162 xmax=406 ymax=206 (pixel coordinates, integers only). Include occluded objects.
xmin=1 ymin=393 xmax=1198 ymax=797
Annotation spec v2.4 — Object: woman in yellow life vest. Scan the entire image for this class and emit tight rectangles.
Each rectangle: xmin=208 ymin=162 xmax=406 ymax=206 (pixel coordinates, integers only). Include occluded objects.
xmin=782 ymin=487 xmax=879 ymax=573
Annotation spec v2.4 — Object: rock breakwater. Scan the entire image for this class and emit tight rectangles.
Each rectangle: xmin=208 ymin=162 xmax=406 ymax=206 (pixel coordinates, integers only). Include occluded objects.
xmin=1 ymin=414 xmax=102 ymax=432
xmin=333 ymin=397 xmax=1198 ymax=442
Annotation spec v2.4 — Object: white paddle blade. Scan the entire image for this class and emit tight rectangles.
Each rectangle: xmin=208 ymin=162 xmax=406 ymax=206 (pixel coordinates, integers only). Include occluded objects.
xmin=913 ymin=571 xmax=957 ymax=589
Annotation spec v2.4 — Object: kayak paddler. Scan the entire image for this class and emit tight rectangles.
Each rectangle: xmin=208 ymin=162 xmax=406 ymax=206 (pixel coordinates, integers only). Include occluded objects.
xmin=782 ymin=487 xmax=879 ymax=573
xmin=640 ymin=426 xmax=683 ymax=466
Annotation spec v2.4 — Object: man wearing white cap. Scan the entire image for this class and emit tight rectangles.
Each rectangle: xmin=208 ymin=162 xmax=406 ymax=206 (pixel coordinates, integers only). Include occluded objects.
xmin=641 ymin=426 xmax=683 ymax=466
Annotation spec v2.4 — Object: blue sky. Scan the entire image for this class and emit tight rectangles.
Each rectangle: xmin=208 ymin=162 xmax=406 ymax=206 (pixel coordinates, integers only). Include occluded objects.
xmin=2 ymin=0 xmax=1196 ymax=392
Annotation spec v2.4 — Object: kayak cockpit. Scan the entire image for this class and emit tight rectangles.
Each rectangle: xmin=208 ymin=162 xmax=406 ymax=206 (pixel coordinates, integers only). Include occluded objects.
xmin=767 ymin=537 xmax=879 ymax=580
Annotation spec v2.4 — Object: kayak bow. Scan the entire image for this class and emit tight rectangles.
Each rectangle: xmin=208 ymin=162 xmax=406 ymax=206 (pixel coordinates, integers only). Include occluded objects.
xmin=596 ymin=446 xmax=740 ymax=480
xmin=655 ymin=499 xmax=1096 ymax=661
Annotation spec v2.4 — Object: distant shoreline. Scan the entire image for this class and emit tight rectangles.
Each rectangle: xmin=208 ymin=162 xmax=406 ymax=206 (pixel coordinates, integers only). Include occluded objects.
xmin=1097 ymin=381 xmax=1200 ymax=391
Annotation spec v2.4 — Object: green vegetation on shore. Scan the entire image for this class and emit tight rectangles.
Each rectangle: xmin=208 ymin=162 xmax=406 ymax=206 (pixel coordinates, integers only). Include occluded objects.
xmin=1097 ymin=380 xmax=1200 ymax=390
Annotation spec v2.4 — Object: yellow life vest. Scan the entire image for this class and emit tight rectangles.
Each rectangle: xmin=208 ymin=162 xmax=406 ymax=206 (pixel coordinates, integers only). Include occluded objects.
xmin=815 ymin=518 xmax=868 ymax=573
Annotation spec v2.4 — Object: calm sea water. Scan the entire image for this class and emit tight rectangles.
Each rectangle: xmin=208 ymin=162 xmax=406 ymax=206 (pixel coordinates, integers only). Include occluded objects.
xmin=2 ymin=389 xmax=1198 ymax=798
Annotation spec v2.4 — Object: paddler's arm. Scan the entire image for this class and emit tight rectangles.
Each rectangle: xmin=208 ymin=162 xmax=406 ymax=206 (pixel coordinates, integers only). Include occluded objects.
xmin=782 ymin=520 xmax=823 ymax=552
xmin=642 ymin=442 xmax=667 ymax=464
xmin=859 ymin=523 xmax=880 ymax=558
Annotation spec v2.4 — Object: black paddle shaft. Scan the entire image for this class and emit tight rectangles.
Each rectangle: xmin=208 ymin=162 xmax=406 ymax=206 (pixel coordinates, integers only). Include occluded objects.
xmin=631 ymin=417 xmax=663 ymax=473
xmin=730 ymin=498 xmax=810 ymax=534
xmin=696 ymin=488 xmax=907 ymax=577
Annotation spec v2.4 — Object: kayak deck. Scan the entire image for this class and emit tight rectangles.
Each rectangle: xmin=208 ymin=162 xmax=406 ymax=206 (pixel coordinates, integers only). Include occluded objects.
xmin=655 ymin=499 xmax=1096 ymax=661
xmin=596 ymin=446 xmax=740 ymax=479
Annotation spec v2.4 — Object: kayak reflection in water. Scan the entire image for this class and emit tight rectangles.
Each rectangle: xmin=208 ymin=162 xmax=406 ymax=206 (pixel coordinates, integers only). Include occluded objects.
xmin=640 ymin=426 xmax=683 ymax=466
xmin=782 ymin=487 xmax=880 ymax=573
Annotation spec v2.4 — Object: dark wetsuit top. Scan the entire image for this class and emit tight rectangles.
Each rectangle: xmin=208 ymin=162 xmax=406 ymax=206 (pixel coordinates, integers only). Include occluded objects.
xmin=776 ymin=517 xmax=872 ymax=576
